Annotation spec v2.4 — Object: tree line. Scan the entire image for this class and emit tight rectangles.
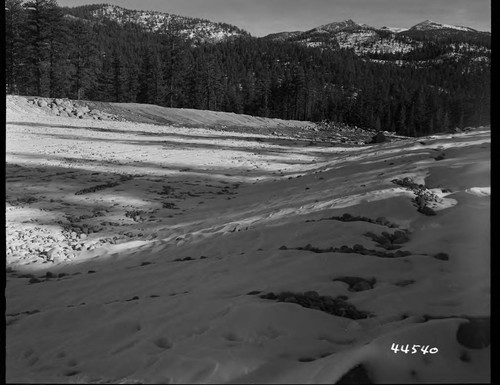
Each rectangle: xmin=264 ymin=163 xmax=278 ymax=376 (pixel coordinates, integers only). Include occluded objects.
xmin=5 ymin=0 xmax=490 ymax=136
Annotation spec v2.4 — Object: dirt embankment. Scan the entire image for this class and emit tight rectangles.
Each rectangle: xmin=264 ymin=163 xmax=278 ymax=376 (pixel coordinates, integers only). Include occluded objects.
xmin=7 ymin=95 xmax=314 ymax=130
xmin=6 ymin=95 xmax=387 ymax=144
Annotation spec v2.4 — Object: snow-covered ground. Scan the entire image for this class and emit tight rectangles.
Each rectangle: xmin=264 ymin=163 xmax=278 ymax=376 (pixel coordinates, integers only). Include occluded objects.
xmin=6 ymin=97 xmax=490 ymax=383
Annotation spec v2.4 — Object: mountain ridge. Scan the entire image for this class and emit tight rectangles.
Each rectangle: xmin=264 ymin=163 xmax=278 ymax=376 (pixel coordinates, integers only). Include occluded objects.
xmin=262 ymin=18 xmax=488 ymax=38
xmin=63 ymin=3 xmax=251 ymax=44
xmin=408 ymin=19 xmax=478 ymax=32
xmin=63 ymin=3 xmax=490 ymax=42
xmin=261 ymin=16 xmax=490 ymax=64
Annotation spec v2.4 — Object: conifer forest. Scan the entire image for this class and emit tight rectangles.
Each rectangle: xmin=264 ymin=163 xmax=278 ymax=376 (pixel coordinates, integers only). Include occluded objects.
xmin=5 ymin=0 xmax=491 ymax=136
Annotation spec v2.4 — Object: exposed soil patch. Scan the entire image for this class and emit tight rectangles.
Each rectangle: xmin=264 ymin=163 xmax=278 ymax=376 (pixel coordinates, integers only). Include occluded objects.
xmin=306 ymin=213 xmax=399 ymax=228
xmin=363 ymin=229 xmax=410 ymax=250
xmin=255 ymin=290 xmax=371 ymax=320
xmin=281 ymin=243 xmax=413 ymax=258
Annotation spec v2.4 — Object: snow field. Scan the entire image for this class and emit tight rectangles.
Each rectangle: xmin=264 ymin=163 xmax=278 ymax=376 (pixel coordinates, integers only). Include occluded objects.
xmin=6 ymin=101 xmax=490 ymax=383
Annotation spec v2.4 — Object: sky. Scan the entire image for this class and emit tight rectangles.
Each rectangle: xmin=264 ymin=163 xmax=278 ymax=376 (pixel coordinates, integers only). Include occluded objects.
xmin=57 ymin=0 xmax=491 ymax=37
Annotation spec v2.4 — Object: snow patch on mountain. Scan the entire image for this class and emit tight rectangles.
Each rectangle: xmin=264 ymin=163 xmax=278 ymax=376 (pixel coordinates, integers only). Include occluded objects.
xmin=380 ymin=26 xmax=408 ymax=33
xmin=335 ymin=31 xmax=419 ymax=54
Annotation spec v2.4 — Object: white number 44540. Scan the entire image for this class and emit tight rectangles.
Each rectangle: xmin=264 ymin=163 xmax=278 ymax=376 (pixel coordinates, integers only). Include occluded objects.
xmin=391 ymin=343 xmax=438 ymax=354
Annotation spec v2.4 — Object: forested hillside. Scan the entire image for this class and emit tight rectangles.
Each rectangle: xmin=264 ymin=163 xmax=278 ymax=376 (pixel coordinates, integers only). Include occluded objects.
xmin=5 ymin=0 xmax=490 ymax=136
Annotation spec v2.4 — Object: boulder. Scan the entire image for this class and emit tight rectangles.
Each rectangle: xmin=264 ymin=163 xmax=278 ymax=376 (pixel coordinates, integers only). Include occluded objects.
xmin=37 ymin=99 xmax=48 ymax=108
xmin=433 ymin=252 xmax=449 ymax=261
xmin=45 ymin=247 xmax=59 ymax=260
xmin=369 ymin=131 xmax=388 ymax=144
xmin=456 ymin=317 xmax=490 ymax=349
xmin=414 ymin=196 xmax=426 ymax=208
xmin=418 ymin=205 xmax=437 ymax=216
xmin=75 ymin=108 xmax=86 ymax=118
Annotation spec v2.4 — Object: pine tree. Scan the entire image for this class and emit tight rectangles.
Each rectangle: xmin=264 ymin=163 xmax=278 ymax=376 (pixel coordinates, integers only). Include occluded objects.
xmin=255 ymin=69 xmax=271 ymax=117
xmin=125 ymin=65 xmax=140 ymax=102
xmin=111 ymin=50 xmax=127 ymax=102
xmin=138 ymin=48 xmax=164 ymax=104
xmin=45 ymin=4 xmax=69 ymax=97
xmin=442 ymin=111 xmax=450 ymax=131
xmin=23 ymin=0 xmax=61 ymax=96
xmin=397 ymin=104 xmax=407 ymax=135
xmin=94 ymin=52 xmax=113 ymax=101
xmin=68 ymin=20 xmax=99 ymax=100
xmin=292 ymin=65 xmax=307 ymax=120
xmin=5 ymin=0 xmax=26 ymax=94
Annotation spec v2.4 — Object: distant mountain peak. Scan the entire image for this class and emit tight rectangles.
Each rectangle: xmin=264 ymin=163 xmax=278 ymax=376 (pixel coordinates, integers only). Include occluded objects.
xmin=315 ymin=19 xmax=363 ymax=32
xmin=74 ymin=3 xmax=250 ymax=43
xmin=410 ymin=19 xmax=477 ymax=32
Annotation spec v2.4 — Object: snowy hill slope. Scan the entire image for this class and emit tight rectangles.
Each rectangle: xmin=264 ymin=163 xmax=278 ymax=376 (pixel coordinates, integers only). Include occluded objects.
xmin=6 ymin=98 xmax=490 ymax=383
xmin=65 ymin=3 xmax=250 ymax=44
